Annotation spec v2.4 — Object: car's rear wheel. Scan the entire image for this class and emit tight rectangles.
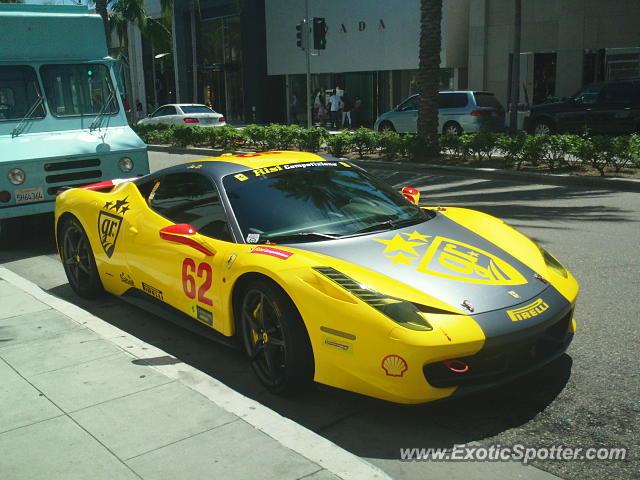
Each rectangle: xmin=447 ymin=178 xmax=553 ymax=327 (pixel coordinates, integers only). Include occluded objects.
xmin=59 ymin=217 xmax=104 ymax=299
xmin=379 ymin=121 xmax=395 ymax=132
xmin=443 ymin=121 xmax=463 ymax=136
xmin=239 ymin=279 xmax=313 ymax=394
xmin=533 ymin=119 xmax=555 ymax=135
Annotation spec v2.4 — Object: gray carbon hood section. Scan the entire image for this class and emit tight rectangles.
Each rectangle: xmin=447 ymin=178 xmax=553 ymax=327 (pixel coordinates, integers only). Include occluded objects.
xmin=286 ymin=213 xmax=549 ymax=314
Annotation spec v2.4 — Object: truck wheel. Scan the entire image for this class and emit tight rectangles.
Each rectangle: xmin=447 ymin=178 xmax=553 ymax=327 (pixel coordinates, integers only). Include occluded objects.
xmin=0 ymin=218 xmax=23 ymax=250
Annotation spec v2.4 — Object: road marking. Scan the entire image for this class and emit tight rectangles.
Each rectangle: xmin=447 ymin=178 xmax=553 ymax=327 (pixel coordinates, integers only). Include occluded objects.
xmin=0 ymin=266 xmax=390 ymax=480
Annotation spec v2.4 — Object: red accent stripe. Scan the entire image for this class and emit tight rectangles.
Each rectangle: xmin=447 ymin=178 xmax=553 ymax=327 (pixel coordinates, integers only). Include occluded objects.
xmin=159 ymin=232 xmax=215 ymax=256
xmin=82 ymin=180 xmax=115 ymax=191
xmin=250 ymin=246 xmax=293 ymax=259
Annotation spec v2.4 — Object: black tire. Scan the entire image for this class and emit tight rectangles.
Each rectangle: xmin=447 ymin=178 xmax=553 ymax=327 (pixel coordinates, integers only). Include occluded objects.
xmin=532 ymin=118 xmax=555 ymax=135
xmin=443 ymin=121 xmax=463 ymax=136
xmin=0 ymin=217 xmax=26 ymax=249
xmin=379 ymin=121 xmax=396 ymax=132
xmin=59 ymin=217 xmax=104 ymax=299
xmin=239 ymin=279 xmax=314 ymax=395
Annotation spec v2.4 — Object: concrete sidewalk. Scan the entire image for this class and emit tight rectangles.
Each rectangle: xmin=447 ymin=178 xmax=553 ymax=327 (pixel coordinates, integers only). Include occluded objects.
xmin=0 ymin=267 xmax=389 ymax=480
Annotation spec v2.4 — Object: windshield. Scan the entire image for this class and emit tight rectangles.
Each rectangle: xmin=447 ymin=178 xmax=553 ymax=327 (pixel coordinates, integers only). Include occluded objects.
xmin=181 ymin=105 xmax=216 ymax=114
xmin=223 ymin=163 xmax=432 ymax=243
xmin=40 ymin=64 xmax=118 ymax=117
xmin=0 ymin=66 xmax=45 ymax=122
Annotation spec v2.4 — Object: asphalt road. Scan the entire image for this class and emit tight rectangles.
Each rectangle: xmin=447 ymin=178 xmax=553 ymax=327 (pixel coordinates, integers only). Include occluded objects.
xmin=2 ymin=151 xmax=638 ymax=480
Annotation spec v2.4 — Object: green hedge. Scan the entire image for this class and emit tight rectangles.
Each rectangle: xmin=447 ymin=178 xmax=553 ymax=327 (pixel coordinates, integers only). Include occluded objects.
xmin=131 ymin=123 xmax=640 ymax=176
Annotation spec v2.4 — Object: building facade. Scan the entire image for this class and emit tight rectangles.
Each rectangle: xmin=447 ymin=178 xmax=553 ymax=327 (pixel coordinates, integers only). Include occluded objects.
xmin=265 ymin=0 xmax=469 ymax=126
xmin=469 ymin=0 xmax=640 ymax=107
xmin=128 ymin=0 xmax=640 ymax=126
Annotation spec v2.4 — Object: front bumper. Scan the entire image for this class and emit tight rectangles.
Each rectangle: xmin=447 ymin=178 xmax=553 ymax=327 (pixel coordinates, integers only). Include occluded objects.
xmin=424 ymin=307 xmax=574 ymax=395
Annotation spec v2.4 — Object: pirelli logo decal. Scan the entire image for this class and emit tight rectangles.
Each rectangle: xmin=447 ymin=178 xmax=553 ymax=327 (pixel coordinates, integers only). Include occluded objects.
xmin=507 ymin=298 xmax=549 ymax=322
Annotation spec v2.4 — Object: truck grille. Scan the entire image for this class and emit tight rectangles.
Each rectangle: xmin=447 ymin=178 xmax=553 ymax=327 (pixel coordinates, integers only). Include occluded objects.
xmin=43 ymin=158 xmax=103 ymax=188
xmin=44 ymin=158 xmax=100 ymax=171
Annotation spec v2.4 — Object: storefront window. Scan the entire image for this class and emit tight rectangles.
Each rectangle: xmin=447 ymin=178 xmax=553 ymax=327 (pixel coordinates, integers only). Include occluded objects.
xmin=200 ymin=15 xmax=244 ymax=123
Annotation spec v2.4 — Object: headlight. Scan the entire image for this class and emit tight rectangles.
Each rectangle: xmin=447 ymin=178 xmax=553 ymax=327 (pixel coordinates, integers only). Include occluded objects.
xmin=118 ymin=157 xmax=134 ymax=173
xmin=8 ymin=168 xmax=26 ymax=185
xmin=538 ymin=245 xmax=568 ymax=278
xmin=314 ymin=267 xmax=433 ymax=331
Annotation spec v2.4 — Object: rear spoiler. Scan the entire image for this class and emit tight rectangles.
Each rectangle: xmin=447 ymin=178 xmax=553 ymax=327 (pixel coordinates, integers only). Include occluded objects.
xmin=56 ymin=178 xmax=139 ymax=195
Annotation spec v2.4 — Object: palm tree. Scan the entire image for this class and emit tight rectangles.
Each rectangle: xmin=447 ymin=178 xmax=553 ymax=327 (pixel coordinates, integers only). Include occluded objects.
xmin=416 ymin=0 xmax=442 ymax=139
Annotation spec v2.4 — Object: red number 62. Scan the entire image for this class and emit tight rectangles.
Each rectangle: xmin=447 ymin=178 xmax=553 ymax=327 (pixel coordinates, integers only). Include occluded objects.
xmin=182 ymin=258 xmax=213 ymax=306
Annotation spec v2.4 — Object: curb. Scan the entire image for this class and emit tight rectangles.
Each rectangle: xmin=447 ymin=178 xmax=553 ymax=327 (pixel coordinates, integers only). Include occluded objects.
xmin=0 ymin=266 xmax=391 ymax=480
xmin=147 ymin=144 xmax=640 ymax=192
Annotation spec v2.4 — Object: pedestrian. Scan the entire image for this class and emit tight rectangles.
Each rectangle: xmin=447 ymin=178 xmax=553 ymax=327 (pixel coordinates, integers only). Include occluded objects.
xmin=315 ymin=90 xmax=327 ymax=125
xmin=341 ymin=94 xmax=353 ymax=129
xmin=135 ymin=99 xmax=144 ymax=120
xmin=353 ymin=96 xmax=363 ymax=128
xmin=328 ymin=89 xmax=342 ymax=129
xmin=290 ymin=94 xmax=299 ymax=124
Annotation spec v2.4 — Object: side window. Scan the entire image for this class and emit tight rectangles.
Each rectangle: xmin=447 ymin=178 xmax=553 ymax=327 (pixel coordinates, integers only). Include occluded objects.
xmin=164 ymin=106 xmax=177 ymax=115
xmin=599 ymin=83 xmax=634 ymax=104
xmin=438 ymin=93 xmax=468 ymax=109
xmin=0 ymin=66 xmax=46 ymax=121
xmin=399 ymin=96 xmax=418 ymax=111
xmin=149 ymin=173 xmax=233 ymax=242
xmin=574 ymin=84 xmax=603 ymax=105
xmin=153 ymin=106 xmax=170 ymax=117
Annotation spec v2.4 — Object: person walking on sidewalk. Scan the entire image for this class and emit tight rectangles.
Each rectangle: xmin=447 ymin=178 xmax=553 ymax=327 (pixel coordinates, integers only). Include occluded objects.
xmin=341 ymin=94 xmax=353 ymax=129
xmin=290 ymin=94 xmax=299 ymax=124
xmin=328 ymin=90 xmax=342 ymax=129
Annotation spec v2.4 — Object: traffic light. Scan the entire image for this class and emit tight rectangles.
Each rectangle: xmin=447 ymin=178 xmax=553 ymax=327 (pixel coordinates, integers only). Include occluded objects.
xmin=296 ymin=23 xmax=304 ymax=50
xmin=313 ymin=17 xmax=327 ymax=50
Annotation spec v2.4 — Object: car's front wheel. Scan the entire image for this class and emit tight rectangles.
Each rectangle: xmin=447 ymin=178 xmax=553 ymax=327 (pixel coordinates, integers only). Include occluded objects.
xmin=59 ymin=217 xmax=104 ymax=299
xmin=239 ymin=279 xmax=313 ymax=394
xmin=532 ymin=118 xmax=555 ymax=135
xmin=379 ymin=121 xmax=396 ymax=132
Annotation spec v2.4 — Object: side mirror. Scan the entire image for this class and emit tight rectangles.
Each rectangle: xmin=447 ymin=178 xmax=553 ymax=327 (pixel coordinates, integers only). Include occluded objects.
xmin=159 ymin=224 xmax=216 ymax=256
xmin=394 ymin=104 xmax=401 ymax=111
xmin=401 ymin=186 xmax=420 ymax=205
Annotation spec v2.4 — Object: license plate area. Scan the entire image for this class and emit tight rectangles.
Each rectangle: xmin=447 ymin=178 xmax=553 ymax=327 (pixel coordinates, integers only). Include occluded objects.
xmin=14 ymin=187 xmax=45 ymax=204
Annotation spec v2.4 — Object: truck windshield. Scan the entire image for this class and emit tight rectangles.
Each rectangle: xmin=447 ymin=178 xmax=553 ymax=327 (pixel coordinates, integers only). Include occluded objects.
xmin=40 ymin=64 xmax=118 ymax=117
xmin=0 ymin=66 xmax=46 ymax=122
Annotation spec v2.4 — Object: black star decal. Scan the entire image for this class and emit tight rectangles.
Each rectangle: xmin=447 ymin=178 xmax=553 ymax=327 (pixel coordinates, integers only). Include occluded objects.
xmin=104 ymin=201 xmax=113 ymax=209
xmin=120 ymin=205 xmax=130 ymax=214
xmin=112 ymin=197 xmax=129 ymax=213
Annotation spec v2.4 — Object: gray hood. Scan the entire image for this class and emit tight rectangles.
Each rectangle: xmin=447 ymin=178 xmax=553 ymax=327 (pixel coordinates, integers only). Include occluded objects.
xmin=286 ymin=213 xmax=548 ymax=314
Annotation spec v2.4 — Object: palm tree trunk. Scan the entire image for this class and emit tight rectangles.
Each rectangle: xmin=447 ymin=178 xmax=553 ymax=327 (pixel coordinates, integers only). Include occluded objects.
xmin=417 ymin=0 xmax=442 ymax=138
xmin=95 ymin=0 xmax=110 ymax=48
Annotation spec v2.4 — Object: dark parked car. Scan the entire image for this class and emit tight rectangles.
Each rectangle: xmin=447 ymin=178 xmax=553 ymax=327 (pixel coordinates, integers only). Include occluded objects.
xmin=524 ymin=79 xmax=640 ymax=135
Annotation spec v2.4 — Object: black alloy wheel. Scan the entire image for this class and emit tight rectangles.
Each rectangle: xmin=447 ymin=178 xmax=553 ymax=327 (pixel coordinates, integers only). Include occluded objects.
xmin=239 ymin=279 xmax=313 ymax=394
xmin=60 ymin=217 xmax=104 ymax=299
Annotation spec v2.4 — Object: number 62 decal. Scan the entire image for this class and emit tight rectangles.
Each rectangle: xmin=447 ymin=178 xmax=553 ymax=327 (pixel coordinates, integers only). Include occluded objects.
xmin=182 ymin=258 xmax=213 ymax=306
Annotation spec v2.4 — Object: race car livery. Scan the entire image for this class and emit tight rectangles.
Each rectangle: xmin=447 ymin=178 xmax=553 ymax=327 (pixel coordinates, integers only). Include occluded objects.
xmin=55 ymin=151 xmax=578 ymax=404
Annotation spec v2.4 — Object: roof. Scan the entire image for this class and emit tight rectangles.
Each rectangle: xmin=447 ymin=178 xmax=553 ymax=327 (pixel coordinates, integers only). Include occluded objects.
xmin=140 ymin=151 xmax=341 ymax=183
xmin=0 ymin=5 xmax=106 ymax=62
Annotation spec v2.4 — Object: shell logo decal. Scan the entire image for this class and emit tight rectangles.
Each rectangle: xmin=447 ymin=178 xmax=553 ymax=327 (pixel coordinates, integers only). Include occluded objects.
xmin=381 ymin=354 xmax=408 ymax=377
xmin=375 ymin=232 xmax=526 ymax=286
